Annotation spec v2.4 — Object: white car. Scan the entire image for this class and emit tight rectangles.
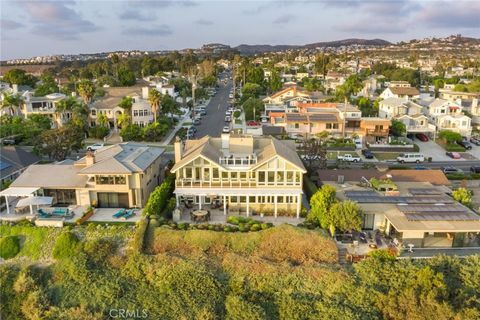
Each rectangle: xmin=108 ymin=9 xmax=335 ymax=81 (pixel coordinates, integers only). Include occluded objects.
xmin=225 ymin=116 xmax=231 ymax=122
xmin=86 ymin=143 xmax=104 ymax=152
xmin=225 ymin=110 xmax=231 ymax=116
xmin=229 ymin=94 xmax=234 ymax=99
xmin=222 ymin=126 xmax=230 ymax=133
xmin=337 ymin=154 xmax=361 ymax=162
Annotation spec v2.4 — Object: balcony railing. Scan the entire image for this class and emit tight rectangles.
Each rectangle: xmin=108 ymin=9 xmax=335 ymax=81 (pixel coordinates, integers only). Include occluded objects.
xmin=366 ymin=129 xmax=389 ymax=136
xmin=176 ymin=179 xmax=300 ymax=188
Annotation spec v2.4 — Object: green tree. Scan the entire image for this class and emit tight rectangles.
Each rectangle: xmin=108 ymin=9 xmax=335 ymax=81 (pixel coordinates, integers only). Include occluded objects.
xmin=1 ymin=93 xmax=22 ymax=116
xmin=438 ymin=130 xmax=462 ymax=144
xmin=241 ymin=83 xmax=262 ymax=101
xmin=34 ymin=126 xmax=84 ymax=161
xmin=118 ymin=96 xmax=133 ymax=114
xmin=143 ymin=175 xmax=175 ymax=216
xmin=242 ymin=97 xmax=263 ymax=121
xmin=120 ymin=124 xmax=142 ymax=141
xmin=117 ymin=67 xmax=136 ymax=86
xmin=34 ymin=75 xmax=59 ymax=96
xmin=96 ymin=113 xmax=109 ymax=128
xmin=2 ymin=68 xmax=37 ymax=87
xmin=77 ymin=79 xmax=95 ymax=104
xmin=161 ymin=93 xmax=180 ymax=121
xmin=390 ymin=119 xmax=407 ymax=137
xmin=116 ymin=113 xmax=130 ymax=128
xmin=324 ymin=200 xmax=363 ymax=236
xmin=267 ymin=69 xmax=282 ymax=93
xmin=307 ymin=185 xmax=337 ymax=227
xmin=452 ymin=188 xmax=473 ymax=207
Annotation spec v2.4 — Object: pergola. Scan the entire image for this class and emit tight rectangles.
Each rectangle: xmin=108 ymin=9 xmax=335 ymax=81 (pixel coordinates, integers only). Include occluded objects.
xmin=0 ymin=187 xmax=40 ymax=215
xmin=16 ymin=196 xmax=53 ymax=215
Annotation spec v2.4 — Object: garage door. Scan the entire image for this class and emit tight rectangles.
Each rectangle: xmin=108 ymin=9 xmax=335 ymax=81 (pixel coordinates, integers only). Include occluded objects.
xmin=97 ymin=193 xmax=129 ymax=208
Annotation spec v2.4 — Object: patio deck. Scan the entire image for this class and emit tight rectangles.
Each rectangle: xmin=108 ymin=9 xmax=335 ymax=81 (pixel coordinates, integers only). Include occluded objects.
xmin=88 ymin=208 xmax=143 ymax=223
xmin=0 ymin=205 xmax=86 ymax=223
xmin=178 ymin=208 xmax=304 ymax=226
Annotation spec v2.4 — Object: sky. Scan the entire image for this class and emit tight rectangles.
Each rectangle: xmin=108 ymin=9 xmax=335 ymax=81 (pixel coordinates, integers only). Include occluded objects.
xmin=1 ymin=0 xmax=479 ymax=60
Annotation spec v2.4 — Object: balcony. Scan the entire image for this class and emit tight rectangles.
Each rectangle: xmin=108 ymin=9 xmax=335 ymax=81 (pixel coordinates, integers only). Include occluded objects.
xmin=366 ymin=129 xmax=389 ymax=136
xmin=219 ymin=155 xmax=257 ymax=167
xmin=176 ymin=179 xmax=301 ymax=189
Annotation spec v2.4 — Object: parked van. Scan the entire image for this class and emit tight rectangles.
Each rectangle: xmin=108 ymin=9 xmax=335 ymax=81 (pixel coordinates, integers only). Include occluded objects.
xmin=396 ymin=153 xmax=425 ymax=163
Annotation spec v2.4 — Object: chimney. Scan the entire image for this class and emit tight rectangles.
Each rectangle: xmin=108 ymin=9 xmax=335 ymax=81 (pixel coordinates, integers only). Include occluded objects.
xmin=221 ymin=133 xmax=230 ymax=149
xmin=85 ymin=150 xmax=95 ymax=166
xmin=174 ymin=137 xmax=182 ymax=163
xmin=142 ymin=87 xmax=149 ymax=100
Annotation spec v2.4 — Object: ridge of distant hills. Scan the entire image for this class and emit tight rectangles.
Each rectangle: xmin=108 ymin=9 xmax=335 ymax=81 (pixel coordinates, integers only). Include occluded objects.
xmin=232 ymin=38 xmax=392 ymax=54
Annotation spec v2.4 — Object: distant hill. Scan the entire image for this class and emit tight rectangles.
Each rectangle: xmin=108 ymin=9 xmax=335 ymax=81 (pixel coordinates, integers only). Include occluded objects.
xmin=234 ymin=38 xmax=391 ymax=54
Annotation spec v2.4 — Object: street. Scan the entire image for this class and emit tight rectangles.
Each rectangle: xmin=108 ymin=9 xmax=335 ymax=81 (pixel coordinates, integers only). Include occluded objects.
xmin=194 ymin=74 xmax=233 ymax=138
xmin=327 ymin=159 xmax=480 ymax=172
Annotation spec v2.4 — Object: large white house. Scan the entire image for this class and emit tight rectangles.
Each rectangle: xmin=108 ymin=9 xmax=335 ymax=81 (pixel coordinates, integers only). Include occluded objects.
xmin=427 ymin=99 xmax=472 ymax=137
xmin=171 ymin=134 xmax=306 ymax=218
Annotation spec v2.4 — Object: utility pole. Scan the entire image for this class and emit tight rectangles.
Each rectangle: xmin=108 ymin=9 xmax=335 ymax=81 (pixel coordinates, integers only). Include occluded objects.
xmin=191 ymin=74 xmax=197 ymax=120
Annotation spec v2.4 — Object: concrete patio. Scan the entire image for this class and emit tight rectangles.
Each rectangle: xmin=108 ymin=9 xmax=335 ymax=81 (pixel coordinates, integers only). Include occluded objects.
xmin=177 ymin=207 xmax=304 ymax=226
xmin=88 ymin=208 xmax=143 ymax=223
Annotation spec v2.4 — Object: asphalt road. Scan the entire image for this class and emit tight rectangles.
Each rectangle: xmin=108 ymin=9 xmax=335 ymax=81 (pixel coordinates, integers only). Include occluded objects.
xmin=327 ymin=160 xmax=480 ymax=172
xmin=194 ymin=75 xmax=233 ymax=138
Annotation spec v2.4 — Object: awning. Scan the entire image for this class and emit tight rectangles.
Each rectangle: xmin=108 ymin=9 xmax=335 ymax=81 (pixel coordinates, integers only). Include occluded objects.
xmin=0 ymin=187 xmax=39 ymax=197
xmin=16 ymin=196 xmax=53 ymax=208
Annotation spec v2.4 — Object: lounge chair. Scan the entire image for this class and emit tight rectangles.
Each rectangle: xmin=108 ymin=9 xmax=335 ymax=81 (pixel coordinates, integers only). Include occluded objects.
xmin=52 ymin=208 xmax=69 ymax=216
xmin=122 ymin=209 xmax=135 ymax=220
xmin=37 ymin=208 xmax=51 ymax=218
xmin=113 ymin=208 xmax=127 ymax=218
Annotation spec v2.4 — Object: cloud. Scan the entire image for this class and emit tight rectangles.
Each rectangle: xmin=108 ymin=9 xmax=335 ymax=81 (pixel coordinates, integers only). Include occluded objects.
xmin=128 ymin=0 xmax=196 ymax=8
xmin=338 ymin=21 xmax=406 ymax=34
xmin=273 ymin=14 xmax=295 ymax=24
xmin=122 ymin=24 xmax=173 ymax=36
xmin=417 ymin=1 xmax=480 ymax=29
xmin=195 ymin=19 xmax=213 ymax=26
xmin=119 ymin=9 xmax=156 ymax=21
xmin=18 ymin=0 xmax=99 ymax=40
xmin=0 ymin=19 xmax=25 ymax=30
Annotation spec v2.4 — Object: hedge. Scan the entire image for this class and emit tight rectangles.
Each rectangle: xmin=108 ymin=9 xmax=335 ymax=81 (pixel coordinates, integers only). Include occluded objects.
xmin=143 ymin=174 xmax=175 ymax=217
xmin=53 ymin=232 xmax=79 ymax=259
xmin=445 ymin=144 xmax=466 ymax=152
xmin=131 ymin=218 xmax=149 ymax=253
xmin=0 ymin=236 xmax=20 ymax=259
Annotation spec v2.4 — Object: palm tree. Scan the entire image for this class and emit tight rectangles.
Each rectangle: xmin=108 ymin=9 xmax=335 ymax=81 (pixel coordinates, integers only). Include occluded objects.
xmin=118 ymin=96 xmax=133 ymax=115
xmin=1 ymin=93 xmax=22 ymax=116
xmin=55 ymin=97 xmax=78 ymax=126
xmin=97 ymin=113 xmax=109 ymax=128
xmin=77 ymin=80 xmax=95 ymax=104
xmin=148 ymin=88 xmax=161 ymax=123
xmin=116 ymin=113 xmax=130 ymax=128
xmin=337 ymin=75 xmax=363 ymax=140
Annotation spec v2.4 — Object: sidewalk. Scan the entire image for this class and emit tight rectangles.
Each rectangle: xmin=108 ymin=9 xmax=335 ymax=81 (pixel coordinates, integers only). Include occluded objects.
xmin=159 ymin=111 xmax=191 ymax=146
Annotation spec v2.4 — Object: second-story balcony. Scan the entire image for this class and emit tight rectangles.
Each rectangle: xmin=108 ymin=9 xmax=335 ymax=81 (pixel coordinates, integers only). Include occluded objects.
xmin=176 ymin=178 xmax=301 ymax=189
xmin=366 ymin=128 xmax=389 ymax=136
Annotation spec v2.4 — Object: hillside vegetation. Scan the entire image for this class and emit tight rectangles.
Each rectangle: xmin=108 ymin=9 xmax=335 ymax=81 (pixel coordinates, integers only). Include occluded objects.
xmin=0 ymin=223 xmax=479 ymax=319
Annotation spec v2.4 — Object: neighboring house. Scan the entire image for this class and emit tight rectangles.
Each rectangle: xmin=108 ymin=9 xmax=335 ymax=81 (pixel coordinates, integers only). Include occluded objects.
xmin=380 ymin=86 xmax=420 ymax=100
xmin=379 ymin=97 xmax=436 ymax=137
xmin=427 ymin=99 xmax=472 ymax=137
xmin=263 ymin=86 xmax=310 ymax=105
xmin=171 ymin=134 xmax=306 ymax=218
xmin=324 ymin=72 xmax=346 ymax=91
xmin=0 ymin=146 xmax=40 ymax=185
xmin=318 ymin=169 xmax=480 ymax=248
xmin=131 ymin=88 xmax=154 ymax=127
xmin=8 ymin=142 xmax=166 ymax=209
xmin=21 ymin=92 xmax=72 ymax=128
xmin=154 ymin=84 xmax=176 ymax=98
xmin=438 ymin=88 xmax=480 ymax=102
xmin=89 ymin=86 xmax=145 ymax=128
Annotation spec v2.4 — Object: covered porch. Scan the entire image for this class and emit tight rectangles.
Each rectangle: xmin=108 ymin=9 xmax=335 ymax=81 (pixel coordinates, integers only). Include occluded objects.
xmin=175 ymin=189 xmax=304 ymax=220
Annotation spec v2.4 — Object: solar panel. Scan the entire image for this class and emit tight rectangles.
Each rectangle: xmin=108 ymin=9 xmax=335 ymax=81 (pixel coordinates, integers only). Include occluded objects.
xmin=0 ymin=161 xmax=12 ymax=171
xmin=408 ymin=188 xmax=443 ymax=195
xmin=397 ymin=204 xmax=466 ymax=213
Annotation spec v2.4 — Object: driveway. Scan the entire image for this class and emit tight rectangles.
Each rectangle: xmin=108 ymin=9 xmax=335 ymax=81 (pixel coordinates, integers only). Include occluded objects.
xmin=466 ymin=146 xmax=480 ymax=160
xmin=416 ymin=140 xmax=452 ymax=161
xmin=195 ymin=76 xmax=233 ymax=138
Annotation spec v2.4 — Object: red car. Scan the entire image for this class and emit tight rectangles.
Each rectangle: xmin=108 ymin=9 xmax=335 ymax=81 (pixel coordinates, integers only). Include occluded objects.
xmin=247 ymin=120 xmax=259 ymax=126
xmin=446 ymin=152 xmax=461 ymax=159
xmin=415 ymin=133 xmax=429 ymax=142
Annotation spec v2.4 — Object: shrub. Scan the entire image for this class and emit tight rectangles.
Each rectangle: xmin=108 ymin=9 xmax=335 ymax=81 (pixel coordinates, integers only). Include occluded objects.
xmin=445 ymin=144 xmax=465 ymax=152
xmin=143 ymin=174 xmax=175 ymax=217
xmin=53 ymin=232 xmax=79 ymax=259
xmin=223 ymin=226 xmax=232 ymax=232
xmin=0 ymin=236 xmax=20 ymax=259
xmin=83 ymin=238 xmax=116 ymax=265
xmin=303 ymin=176 xmax=318 ymax=200
xmin=131 ymin=219 xmax=149 ymax=253
xmin=250 ymin=224 xmax=261 ymax=232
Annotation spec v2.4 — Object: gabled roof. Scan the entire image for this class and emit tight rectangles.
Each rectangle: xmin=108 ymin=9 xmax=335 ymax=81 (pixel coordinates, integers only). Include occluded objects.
xmin=11 ymin=164 xmax=87 ymax=188
xmin=0 ymin=146 xmax=40 ymax=178
xmin=77 ymin=142 xmax=164 ymax=174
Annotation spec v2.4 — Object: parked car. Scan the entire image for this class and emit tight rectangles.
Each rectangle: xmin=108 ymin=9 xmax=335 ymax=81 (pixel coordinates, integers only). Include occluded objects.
xmin=470 ymin=166 xmax=480 ymax=174
xmin=1 ymin=138 xmax=16 ymax=145
xmin=225 ymin=110 xmax=231 ymax=116
xmin=193 ymin=118 xmax=201 ymax=125
xmin=469 ymin=136 xmax=480 ymax=146
xmin=361 ymin=149 xmax=374 ymax=159
xmin=222 ymin=126 xmax=230 ymax=133
xmin=397 ymin=153 xmax=425 ymax=163
xmin=457 ymin=140 xmax=473 ymax=150
xmin=225 ymin=116 xmax=231 ymax=122
xmin=415 ymin=133 xmax=429 ymax=142
xmin=246 ymin=120 xmax=259 ymax=126
xmin=354 ymin=139 xmax=362 ymax=149
xmin=337 ymin=154 xmax=361 ymax=162
xmin=86 ymin=143 xmax=104 ymax=152
xmin=441 ymin=166 xmax=463 ymax=174
xmin=228 ymin=94 xmax=234 ymax=99
xmin=446 ymin=152 xmax=461 ymax=159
